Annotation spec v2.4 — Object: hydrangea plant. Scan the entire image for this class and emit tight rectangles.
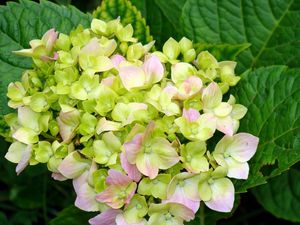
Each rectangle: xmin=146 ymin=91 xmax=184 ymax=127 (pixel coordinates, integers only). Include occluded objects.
xmin=4 ymin=18 xmax=259 ymax=225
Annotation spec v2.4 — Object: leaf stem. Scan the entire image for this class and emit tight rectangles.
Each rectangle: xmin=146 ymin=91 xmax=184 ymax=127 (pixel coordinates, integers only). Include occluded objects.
xmin=42 ymin=174 xmax=48 ymax=224
xmin=200 ymin=205 xmax=205 ymax=225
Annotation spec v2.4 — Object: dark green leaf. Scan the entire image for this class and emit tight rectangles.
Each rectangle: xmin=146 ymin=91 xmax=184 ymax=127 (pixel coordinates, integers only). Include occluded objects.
xmin=130 ymin=0 xmax=147 ymax=17
xmin=181 ymin=0 xmax=300 ymax=72
xmin=49 ymin=205 xmax=97 ymax=225
xmin=154 ymin=0 xmax=187 ymax=33
xmin=232 ymin=66 xmax=300 ymax=192
xmin=0 ymin=0 xmax=92 ymax=115
xmin=253 ymin=169 xmax=300 ymax=222
xmin=93 ymin=0 xmax=152 ymax=44
xmin=9 ymin=183 xmax=44 ymax=209
xmin=0 ymin=212 xmax=8 ymax=225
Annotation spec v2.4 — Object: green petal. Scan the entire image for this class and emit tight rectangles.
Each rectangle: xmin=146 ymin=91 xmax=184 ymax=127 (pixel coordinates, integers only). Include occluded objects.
xmin=13 ymin=127 xmax=38 ymax=144
xmin=198 ymin=181 xmax=212 ymax=201
xmin=5 ymin=141 xmax=27 ymax=163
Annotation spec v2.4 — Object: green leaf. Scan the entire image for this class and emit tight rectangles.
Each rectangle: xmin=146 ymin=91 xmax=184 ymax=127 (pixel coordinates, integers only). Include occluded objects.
xmin=181 ymin=0 xmax=300 ymax=72
xmin=232 ymin=66 xmax=300 ymax=192
xmin=154 ymin=0 xmax=187 ymax=33
xmin=252 ymin=169 xmax=300 ymax=222
xmin=49 ymin=205 xmax=97 ymax=225
xmin=93 ymin=0 xmax=152 ymax=44
xmin=195 ymin=43 xmax=251 ymax=61
xmin=130 ymin=0 xmax=147 ymax=17
xmin=9 ymin=183 xmax=44 ymax=209
xmin=129 ymin=0 xmax=182 ymax=49
xmin=0 ymin=212 xmax=8 ymax=225
xmin=0 ymin=0 xmax=92 ymax=116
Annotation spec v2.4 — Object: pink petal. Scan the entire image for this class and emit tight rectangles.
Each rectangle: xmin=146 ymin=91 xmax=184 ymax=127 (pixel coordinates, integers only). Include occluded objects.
xmin=164 ymin=187 xmax=200 ymax=213
xmin=75 ymin=183 xmax=99 ymax=211
xmin=73 ymin=171 xmax=89 ymax=194
xmin=111 ymin=54 xmax=126 ymax=68
xmin=123 ymin=134 xmax=143 ymax=164
xmin=106 ymin=169 xmax=132 ymax=186
xmin=136 ymin=154 xmax=159 ymax=179
xmin=42 ymin=28 xmax=58 ymax=51
xmin=96 ymin=187 xmax=119 ymax=208
xmin=58 ymin=152 xmax=89 ymax=179
xmin=180 ymin=76 xmax=202 ymax=96
xmin=81 ymin=38 xmax=100 ymax=55
xmin=163 ymin=85 xmax=178 ymax=96
xmin=120 ymin=152 xmax=142 ymax=182
xmin=227 ymin=133 xmax=259 ymax=162
xmin=40 ymin=52 xmax=59 ymax=61
xmin=217 ymin=117 xmax=234 ymax=136
xmin=143 ymin=55 xmax=164 ymax=84
xmin=101 ymin=76 xmax=116 ymax=87
xmin=183 ymin=108 xmax=200 ymax=122
xmin=16 ymin=145 xmax=32 ymax=175
xmin=89 ymin=209 xmax=121 ymax=225
xmin=115 ymin=214 xmax=146 ymax=225
xmin=51 ymin=172 xmax=68 ymax=181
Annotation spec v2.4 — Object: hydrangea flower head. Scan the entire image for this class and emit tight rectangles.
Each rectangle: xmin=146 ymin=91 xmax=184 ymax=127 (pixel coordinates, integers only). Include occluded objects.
xmin=3 ymin=18 xmax=259 ymax=224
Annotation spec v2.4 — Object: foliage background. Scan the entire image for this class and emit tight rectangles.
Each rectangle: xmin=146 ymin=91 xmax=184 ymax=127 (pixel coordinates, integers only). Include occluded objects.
xmin=0 ymin=0 xmax=300 ymax=224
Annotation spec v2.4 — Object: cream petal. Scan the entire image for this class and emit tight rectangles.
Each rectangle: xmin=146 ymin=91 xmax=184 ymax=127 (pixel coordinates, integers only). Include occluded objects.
xmin=225 ymin=157 xmax=249 ymax=179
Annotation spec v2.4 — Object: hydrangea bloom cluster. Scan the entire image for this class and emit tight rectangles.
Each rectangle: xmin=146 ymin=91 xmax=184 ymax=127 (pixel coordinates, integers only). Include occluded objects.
xmin=4 ymin=18 xmax=259 ymax=225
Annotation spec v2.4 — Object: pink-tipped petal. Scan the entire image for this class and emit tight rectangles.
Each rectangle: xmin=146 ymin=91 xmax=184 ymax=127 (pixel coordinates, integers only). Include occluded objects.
xmin=96 ymin=187 xmax=120 ymax=208
xmin=89 ymin=209 xmax=121 ymax=225
xmin=163 ymin=85 xmax=178 ymax=97
xmin=101 ymin=76 xmax=116 ymax=87
xmin=106 ymin=169 xmax=132 ymax=186
xmin=120 ymin=152 xmax=142 ymax=182
xmin=16 ymin=145 xmax=32 ymax=175
xmin=202 ymin=82 xmax=222 ymax=109
xmin=111 ymin=54 xmax=126 ymax=68
xmin=225 ymin=157 xmax=250 ymax=179
xmin=58 ymin=152 xmax=89 ymax=179
xmin=73 ymin=171 xmax=89 ymax=194
xmin=136 ymin=154 xmax=159 ymax=179
xmin=180 ymin=76 xmax=202 ymax=97
xmin=81 ymin=38 xmax=100 ymax=55
xmin=51 ymin=172 xmax=68 ymax=181
xmin=40 ymin=52 xmax=59 ymax=61
xmin=75 ymin=183 xmax=99 ymax=212
xmin=183 ymin=108 xmax=200 ymax=122
xmin=227 ymin=133 xmax=259 ymax=162
xmin=42 ymin=28 xmax=58 ymax=51
xmin=217 ymin=117 xmax=234 ymax=136
xmin=164 ymin=187 xmax=200 ymax=213
xmin=118 ymin=66 xmax=146 ymax=91
xmin=115 ymin=214 xmax=146 ymax=225
xmin=123 ymin=134 xmax=143 ymax=164
xmin=169 ymin=203 xmax=195 ymax=222
xmin=143 ymin=55 xmax=164 ymax=84
xmin=205 ymin=178 xmax=234 ymax=213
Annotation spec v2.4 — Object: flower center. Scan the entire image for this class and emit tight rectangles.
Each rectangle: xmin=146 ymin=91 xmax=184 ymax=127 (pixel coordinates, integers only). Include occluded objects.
xmin=165 ymin=213 xmax=172 ymax=220
xmin=144 ymin=143 xmax=152 ymax=154
xmin=179 ymin=180 xmax=185 ymax=187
